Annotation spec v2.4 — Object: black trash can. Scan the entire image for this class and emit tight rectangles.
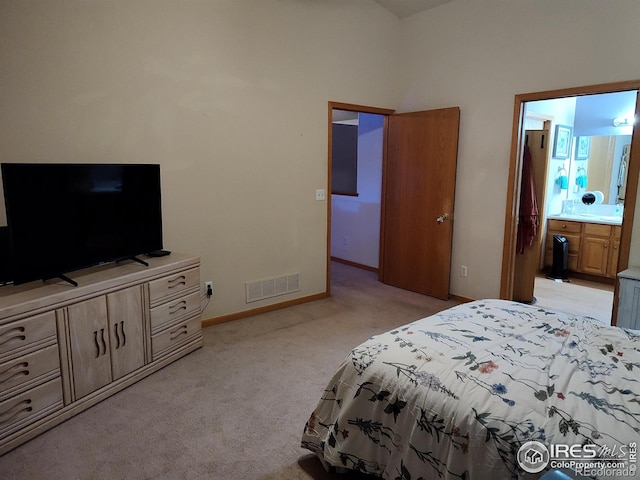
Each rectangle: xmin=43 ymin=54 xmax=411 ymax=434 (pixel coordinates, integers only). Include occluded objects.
xmin=549 ymin=234 xmax=569 ymax=280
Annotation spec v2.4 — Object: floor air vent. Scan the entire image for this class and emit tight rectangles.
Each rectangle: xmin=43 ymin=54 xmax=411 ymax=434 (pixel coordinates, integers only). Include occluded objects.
xmin=245 ymin=273 xmax=300 ymax=303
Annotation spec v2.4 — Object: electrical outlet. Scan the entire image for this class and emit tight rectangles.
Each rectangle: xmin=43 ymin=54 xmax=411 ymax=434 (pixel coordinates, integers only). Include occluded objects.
xmin=460 ymin=265 xmax=468 ymax=277
xmin=205 ymin=281 xmax=213 ymax=297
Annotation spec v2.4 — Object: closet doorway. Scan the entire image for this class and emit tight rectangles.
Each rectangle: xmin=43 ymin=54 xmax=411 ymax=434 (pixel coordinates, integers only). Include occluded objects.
xmin=500 ymin=80 xmax=640 ymax=325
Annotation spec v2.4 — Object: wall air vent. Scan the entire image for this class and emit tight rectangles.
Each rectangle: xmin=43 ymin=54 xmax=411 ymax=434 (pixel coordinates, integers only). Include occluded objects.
xmin=245 ymin=272 xmax=300 ymax=303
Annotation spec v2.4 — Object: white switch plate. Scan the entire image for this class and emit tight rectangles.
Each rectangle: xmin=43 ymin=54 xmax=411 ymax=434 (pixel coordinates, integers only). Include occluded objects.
xmin=315 ymin=189 xmax=326 ymax=201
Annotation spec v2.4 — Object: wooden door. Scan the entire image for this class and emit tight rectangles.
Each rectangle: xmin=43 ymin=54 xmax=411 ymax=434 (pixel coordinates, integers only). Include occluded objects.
xmin=381 ymin=107 xmax=460 ymax=299
xmin=513 ymin=130 xmax=550 ymax=303
xmin=107 ymin=285 xmax=146 ymax=380
xmin=67 ymin=296 xmax=112 ymax=399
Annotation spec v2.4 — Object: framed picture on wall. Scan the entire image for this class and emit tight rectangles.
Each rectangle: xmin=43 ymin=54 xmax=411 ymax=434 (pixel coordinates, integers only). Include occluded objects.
xmin=576 ymin=136 xmax=591 ymax=160
xmin=553 ymin=124 xmax=572 ymax=159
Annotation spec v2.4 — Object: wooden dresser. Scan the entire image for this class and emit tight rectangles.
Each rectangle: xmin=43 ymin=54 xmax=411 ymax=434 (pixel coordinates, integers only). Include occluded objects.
xmin=0 ymin=253 xmax=202 ymax=455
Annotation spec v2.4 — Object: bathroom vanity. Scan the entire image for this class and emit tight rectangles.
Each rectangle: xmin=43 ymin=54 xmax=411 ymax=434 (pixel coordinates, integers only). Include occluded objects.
xmin=544 ymin=215 xmax=622 ymax=280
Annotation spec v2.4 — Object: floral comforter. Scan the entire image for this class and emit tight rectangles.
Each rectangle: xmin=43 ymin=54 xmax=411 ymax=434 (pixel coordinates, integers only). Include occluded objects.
xmin=301 ymin=299 xmax=639 ymax=479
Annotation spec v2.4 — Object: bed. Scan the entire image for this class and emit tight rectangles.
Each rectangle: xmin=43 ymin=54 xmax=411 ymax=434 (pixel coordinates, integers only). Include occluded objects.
xmin=301 ymin=299 xmax=639 ymax=479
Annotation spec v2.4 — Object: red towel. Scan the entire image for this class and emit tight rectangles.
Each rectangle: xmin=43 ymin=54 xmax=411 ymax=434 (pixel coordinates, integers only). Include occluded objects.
xmin=517 ymin=145 xmax=539 ymax=254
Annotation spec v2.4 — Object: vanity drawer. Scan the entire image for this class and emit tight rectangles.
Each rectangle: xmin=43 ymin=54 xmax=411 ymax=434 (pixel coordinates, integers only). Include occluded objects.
xmin=0 ymin=311 xmax=57 ymax=360
xmin=151 ymin=316 xmax=201 ymax=361
xmin=0 ymin=345 xmax=60 ymax=401
xmin=548 ymin=219 xmax=582 ymax=233
xmin=149 ymin=291 xmax=201 ymax=334
xmin=148 ymin=268 xmax=200 ymax=304
xmin=583 ymin=223 xmax=612 ymax=237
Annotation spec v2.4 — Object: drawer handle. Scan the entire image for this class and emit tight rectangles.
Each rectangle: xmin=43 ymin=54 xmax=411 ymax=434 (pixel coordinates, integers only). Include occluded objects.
xmin=167 ymin=275 xmax=187 ymax=290
xmin=120 ymin=321 xmax=126 ymax=347
xmin=0 ymin=399 xmax=33 ymax=425
xmin=0 ymin=361 xmax=29 ymax=385
xmin=169 ymin=325 xmax=188 ymax=341
xmin=168 ymin=300 xmax=187 ymax=316
xmin=93 ymin=329 xmax=107 ymax=358
xmin=0 ymin=326 xmax=27 ymax=348
xmin=113 ymin=321 xmax=127 ymax=350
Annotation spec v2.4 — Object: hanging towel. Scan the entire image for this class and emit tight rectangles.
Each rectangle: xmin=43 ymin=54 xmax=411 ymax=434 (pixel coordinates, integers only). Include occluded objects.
xmin=555 ymin=173 xmax=568 ymax=189
xmin=576 ymin=173 xmax=588 ymax=188
xmin=517 ymin=146 xmax=539 ymax=254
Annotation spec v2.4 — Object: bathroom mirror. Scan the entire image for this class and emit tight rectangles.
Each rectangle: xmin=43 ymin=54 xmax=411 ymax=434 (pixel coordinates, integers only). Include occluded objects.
xmin=566 ymin=134 xmax=631 ymax=205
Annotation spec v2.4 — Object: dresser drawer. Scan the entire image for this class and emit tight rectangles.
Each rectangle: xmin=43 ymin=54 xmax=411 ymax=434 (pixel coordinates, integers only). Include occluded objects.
xmin=0 ymin=377 xmax=63 ymax=440
xmin=151 ymin=316 xmax=201 ymax=361
xmin=0 ymin=311 xmax=57 ymax=360
xmin=0 ymin=345 xmax=60 ymax=401
xmin=150 ymin=291 xmax=200 ymax=334
xmin=548 ymin=219 xmax=582 ymax=234
xmin=148 ymin=268 xmax=200 ymax=304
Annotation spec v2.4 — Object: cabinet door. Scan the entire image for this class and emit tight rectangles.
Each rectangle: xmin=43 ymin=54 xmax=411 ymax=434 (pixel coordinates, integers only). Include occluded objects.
xmin=107 ymin=286 xmax=146 ymax=380
xmin=67 ymin=297 xmax=112 ymax=400
xmin=607 ymin=240 xmax=620 ymax=278
xmin=578 ymin=237 xmax=609 ymax=276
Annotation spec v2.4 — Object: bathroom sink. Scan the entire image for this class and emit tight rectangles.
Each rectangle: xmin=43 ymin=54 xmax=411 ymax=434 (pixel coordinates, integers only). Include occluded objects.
xmin=599 ymin=215 xmax=622 ymax=221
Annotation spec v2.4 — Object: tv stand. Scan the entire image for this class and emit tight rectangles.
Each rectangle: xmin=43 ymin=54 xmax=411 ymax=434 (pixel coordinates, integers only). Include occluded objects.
xmin=125 ymin=255 xmax=150 ymax=267
xmin=55 ymin=273 xmax=78 ymax=287
xmin=0 ymin=253 xmax=202 ymax=455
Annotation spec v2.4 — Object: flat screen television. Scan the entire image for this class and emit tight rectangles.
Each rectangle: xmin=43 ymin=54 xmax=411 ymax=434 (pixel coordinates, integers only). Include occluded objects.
xmin=1 ymin=163 xmax=163 ymax=285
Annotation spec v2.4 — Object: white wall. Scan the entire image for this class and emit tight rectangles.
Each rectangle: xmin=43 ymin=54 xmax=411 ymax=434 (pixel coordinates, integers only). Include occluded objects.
xmin=398 ymin=0 xmax=640 ymax=298
xmin=0 ymin=0 xmax=401 ymax=318
xmin=331 ymin=113 xmax=384 ymax=268
xmin=2 ymin=0 xmax=640 ymax=314
xmin=526 ymin=97 xmax=577 ymax=217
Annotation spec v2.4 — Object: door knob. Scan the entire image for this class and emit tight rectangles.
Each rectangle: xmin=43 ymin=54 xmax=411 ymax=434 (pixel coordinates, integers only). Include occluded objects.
xmin=436 ymin=213 xmax=450 ymax=223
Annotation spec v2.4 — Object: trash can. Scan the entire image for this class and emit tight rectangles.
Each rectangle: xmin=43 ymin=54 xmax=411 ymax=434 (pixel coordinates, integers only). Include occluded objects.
xmin=549 ymin=235 xmax=568 ymax=280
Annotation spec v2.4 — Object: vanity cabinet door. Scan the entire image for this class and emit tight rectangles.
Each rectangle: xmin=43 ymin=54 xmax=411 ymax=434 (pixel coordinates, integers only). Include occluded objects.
xmin=579 ymin=236 xmax=609 ymax=276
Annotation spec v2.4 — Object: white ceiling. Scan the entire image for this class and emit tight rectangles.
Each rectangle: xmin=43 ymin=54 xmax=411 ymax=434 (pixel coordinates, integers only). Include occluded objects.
xmin=374 ymin=0 xmax=454 ymax=19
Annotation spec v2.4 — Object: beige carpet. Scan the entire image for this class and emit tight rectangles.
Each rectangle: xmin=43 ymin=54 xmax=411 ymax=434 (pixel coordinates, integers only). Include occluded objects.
xmin=0 ymin=263 xmax=459 ymax=479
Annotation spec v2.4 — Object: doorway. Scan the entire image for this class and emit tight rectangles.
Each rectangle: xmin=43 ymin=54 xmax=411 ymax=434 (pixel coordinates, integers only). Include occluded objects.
xmin=500 ymin=80 xmax=640 ymax=325
xmin=326 ymin=102 xmax=460 ymax=300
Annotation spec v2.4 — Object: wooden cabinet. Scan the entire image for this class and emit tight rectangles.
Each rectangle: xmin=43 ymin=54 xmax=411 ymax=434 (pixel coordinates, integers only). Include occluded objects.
xmin=148 ymin=269 xmax=201 ymax=361
xmin=66 ymin=286 xmax=145 ymax=400
xmin=579 ymin=223 xmax=620 ymax=277
xmin=544 ymin=219 xmax=581 ymax=272
xmin=0 ymin=311 xmax=63 ymax=444
xmin=0 ymin=253 xmax=202 ymax=455
xmin=544 ymin=219 xmax=621 ymax=279
xmin=617 ymin=268 xmax=640 ymax=330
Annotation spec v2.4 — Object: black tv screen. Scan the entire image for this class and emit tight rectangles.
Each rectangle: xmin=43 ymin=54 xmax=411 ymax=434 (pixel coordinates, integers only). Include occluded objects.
xmin=2 ymin=163 xmax=163 ymax=285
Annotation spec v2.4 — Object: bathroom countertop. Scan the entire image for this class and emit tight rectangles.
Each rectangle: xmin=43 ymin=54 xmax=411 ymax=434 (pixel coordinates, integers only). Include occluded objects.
xmin=547 ymin=213 xmax=622 ymax=226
